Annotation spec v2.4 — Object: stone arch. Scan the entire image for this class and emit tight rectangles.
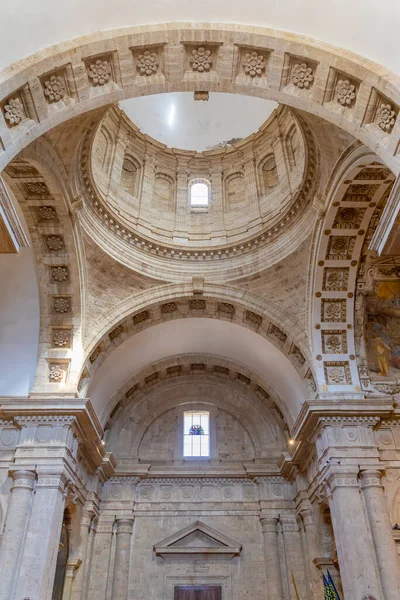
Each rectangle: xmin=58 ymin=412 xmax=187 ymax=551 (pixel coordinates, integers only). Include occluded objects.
xmin=2 ymin=137 xmax=85 ymax=393
xmin=79 ymin=285 xmax=315 ymax=411
xmin=105 ymin=365 xmax=287 ymax=461
xmin=0 ymin=23 xmax=399 ymax=176
xmin=103 ymin=355 xmax=291 ymax=441
xmin=310 ymin=142 xmax=396 ymax=392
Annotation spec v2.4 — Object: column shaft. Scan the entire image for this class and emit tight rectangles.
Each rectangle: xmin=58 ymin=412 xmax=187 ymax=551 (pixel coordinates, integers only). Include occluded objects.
xmin=87 ymin=520 xmax=114 ymax=600
xmin=14 ymin=469 xmax=68 ymax=600
xmin=260 ymin=517 xmax=284 ymax=600
xmin=280 ymin=515 xmax=307 ymax=600
xmin=0 ymin=469 xmax=36 ymax=600
xmin=70 ymin=510 xmax=94 ymax=600
xmin=361 ymin=469 xmax=400 ymax=600
xmin=112 ymin=518 xmax=134 ymax=600
xmin=327 ymin=471 xmax=382 ymax=599
xmin=299 ymin=509 xmax=324 ymax=599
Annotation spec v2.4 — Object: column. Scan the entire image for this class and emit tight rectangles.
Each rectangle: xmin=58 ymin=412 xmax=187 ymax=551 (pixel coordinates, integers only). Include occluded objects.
xmin=87 ymin=518 xmax=115 ymax=600
xmin=174 ymin=160 xmax=190 ymax=236
xmin=326 ymin=468 xmax=382 ymax=599
xmin=360 ymin=469 xmax=400 ymax=600
xmin=209 ymin=164 xmax=224 ymax=234
xmin=299 ymin=508 xmax=324 ymax=599
xmin=111 ymin=518 xmax=134 ymax=600
xmin=138 ymin=152 xmax=156 ymax=222
xmin=61 ymin=559 xmax=82 ymax=600
xmin=70 ymin=507 xmax=95 ymax=600
xmin=243 ymin=154 xmax=261 ymax=221
xmin=260 ymin=516 xmax=284 ymax=600
xmin=0 ymin=469 xmax=36 ymax=600
xmin=14 ymin=467 xmax=68 ymax=600
xmin=280 ymin=515 xmax=307 ymax=600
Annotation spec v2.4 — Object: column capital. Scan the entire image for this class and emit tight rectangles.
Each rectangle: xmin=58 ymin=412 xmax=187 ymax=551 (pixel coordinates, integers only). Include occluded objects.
xmin=10 ymin=468 xmax=36 ymax=490
xmin=360 ymin=468 xmax=384 ymax=489
xmin=115 ymin=517 xmax=134 ymax=534
xmin=279 ymin=514 xmax=299 ymax=532
xmin=260 ymin=516 xmax=279 ymax=533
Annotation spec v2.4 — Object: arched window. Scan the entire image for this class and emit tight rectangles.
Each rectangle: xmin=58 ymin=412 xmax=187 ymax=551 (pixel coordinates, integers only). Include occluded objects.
xmin=120 ymin=155 xmax=138 ymax=196
xmin=262 ymin=155 xmax=279 ymax=194
xmin=190 ymin=179 xmax=210 ymax=208
xmin=183 ymin=411 xmax=210 ymax=457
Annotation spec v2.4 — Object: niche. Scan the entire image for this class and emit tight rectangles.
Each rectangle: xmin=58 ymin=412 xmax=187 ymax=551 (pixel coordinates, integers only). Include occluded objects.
xmin=261 ymin=155 xmax=279 ymax=195
xmin=120 ymin=155 xmax=138 ymax=196
xmin=225 ymin=172 xmax=245 ymax=209
xmin=285 ymin=125 xmax=299 ymax=170
xmin=154 ymin=173 xmax=175 ymax=212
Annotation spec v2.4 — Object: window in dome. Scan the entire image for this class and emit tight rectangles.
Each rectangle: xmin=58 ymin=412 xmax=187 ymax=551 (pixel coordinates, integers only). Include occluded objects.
xmin=183 ymin=411 xmax=210 ymax=457
xmin=190 ymin=180 xmax=210 ymax=208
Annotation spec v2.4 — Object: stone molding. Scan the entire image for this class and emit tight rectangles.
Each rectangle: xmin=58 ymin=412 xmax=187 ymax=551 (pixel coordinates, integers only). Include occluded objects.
xmin=0 ymin=23 xmax=399 ymax=176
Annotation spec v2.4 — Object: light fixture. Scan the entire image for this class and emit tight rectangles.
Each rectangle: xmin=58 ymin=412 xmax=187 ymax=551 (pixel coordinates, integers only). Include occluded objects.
xmin=288 ymin=438 xmax=295 ymax=446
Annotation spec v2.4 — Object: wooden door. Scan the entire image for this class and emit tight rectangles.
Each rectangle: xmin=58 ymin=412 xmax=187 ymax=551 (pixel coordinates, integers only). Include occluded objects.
xmin=174 ymin=585 xmax=222 ymax=600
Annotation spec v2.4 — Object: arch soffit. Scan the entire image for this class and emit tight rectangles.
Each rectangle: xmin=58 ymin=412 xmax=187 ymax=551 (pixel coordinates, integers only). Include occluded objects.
xmin=86 ymin=316 xmax=309 ymax=425
xmin=102 ymin=355 xmax=291 ymax=440
xmin=114 ymin=383 xmax=279 ymax=460
xmin=310 ymin=144 xmax=396 ymax=393
xmin=2 ymin=140 xmax=85 ymax=393
xmin=80 ymin=287 xmax=316 ymax=406
xmin=0 ymin=23 xmax=398 ymax=175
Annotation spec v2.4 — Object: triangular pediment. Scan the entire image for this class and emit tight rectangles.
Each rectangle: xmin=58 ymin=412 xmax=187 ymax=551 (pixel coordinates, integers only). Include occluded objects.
xmin=154 ymin=520 xmax=241 ymax=558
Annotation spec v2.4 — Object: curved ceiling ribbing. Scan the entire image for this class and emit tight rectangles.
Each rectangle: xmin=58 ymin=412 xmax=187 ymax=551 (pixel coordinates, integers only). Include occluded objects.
xmin=0 ymin=24 xmax=399 ymax=175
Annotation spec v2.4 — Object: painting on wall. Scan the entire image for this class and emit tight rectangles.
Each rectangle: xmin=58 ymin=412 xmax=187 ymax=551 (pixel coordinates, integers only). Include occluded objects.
xmin=365 ymin=281 xmax=400 ymax=377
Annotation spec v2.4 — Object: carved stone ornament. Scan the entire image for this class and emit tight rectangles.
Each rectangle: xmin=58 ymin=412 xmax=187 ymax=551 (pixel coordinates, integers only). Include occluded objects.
xmin=46 ymin=236 xmax=64 ymax=251
xmin=54 ymin=297 xmax=70 ymax=313
xmin=375 ymin=103 xmax=396 ymax=132
xmin=43 ymin=75 xmax=66 ymax=102
xmin=49 ymin=364 xmax=64 ymax=382
xmin=137 ymin=50 xmax=159 ymax=76
xmin=52 ymin=266 xmax=69 ymax=282
xmin=189 ymin=47 xmax=213 ymax=72
xmin=53 ymin=330 xmax=70 ymax=347
xmin=335 ymin=79 xmax=357 ymax=106
xmin=291 ymin=62 xmax=314 ymax=89
xmin=88 ymin=59 xmax=112 ymax=85
xmin=325 ymin=334 xmax=342 ymax=354
xmin=4 ymin=97 xmax=25 ymax=126
xmin=38 ymin=206 xmax=56 ymax=220
xmin=243 ymin=51 xmax=266 ymax=77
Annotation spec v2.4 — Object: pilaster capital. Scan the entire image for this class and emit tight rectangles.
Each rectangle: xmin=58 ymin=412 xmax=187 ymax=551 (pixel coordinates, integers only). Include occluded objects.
xmin=36 ymin=467 xmax=69 ymax=494
xmin=298 ymin=507 xmax=314 ymax=527
xmin=325 ymin=467 xmax=360 ymax=494
xmin=279 ymin=514 xmax=299 ymax=532
xmin=360 ymin=468 xmax=384 ymax=490
xmin=115 ymin=517 xmax=135 ymax=534
xmin=10 ymin=468 xmax=36 ymax=490
xmin=260 ymin=516 xmax=279 ymax=534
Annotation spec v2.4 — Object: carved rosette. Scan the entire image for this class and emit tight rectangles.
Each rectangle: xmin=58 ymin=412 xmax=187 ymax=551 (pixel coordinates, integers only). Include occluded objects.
xmin=291 ymin=63 xmax=314 ymax=89
xmin=189 ymin=47 xmax=213 ymax=72
xmin=3 ymin=96 xmax=26 ymax=126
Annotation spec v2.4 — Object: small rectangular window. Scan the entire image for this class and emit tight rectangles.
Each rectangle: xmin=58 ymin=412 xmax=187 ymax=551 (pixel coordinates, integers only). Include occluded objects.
xmin=183 ymin=411 xmax=210 ymax=457
xmin=190 ymin=182 xmax=209 ymax=207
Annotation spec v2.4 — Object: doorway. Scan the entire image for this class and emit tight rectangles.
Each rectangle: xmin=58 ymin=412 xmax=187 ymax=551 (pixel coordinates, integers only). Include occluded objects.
xmin=174 ymin=586 xmax=222 ymax=600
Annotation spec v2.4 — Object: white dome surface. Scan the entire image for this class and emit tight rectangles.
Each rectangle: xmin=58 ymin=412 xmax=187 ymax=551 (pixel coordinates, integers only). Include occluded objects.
xmin=119 ymin=93 xmax=278 ymax=151
xmin=1 ymin=1 xmax=399 ymax=74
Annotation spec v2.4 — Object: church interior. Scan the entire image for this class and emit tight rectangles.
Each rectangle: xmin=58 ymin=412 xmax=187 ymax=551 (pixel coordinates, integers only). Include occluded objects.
xmin=0 ymin=2 xmax=400 ymax=599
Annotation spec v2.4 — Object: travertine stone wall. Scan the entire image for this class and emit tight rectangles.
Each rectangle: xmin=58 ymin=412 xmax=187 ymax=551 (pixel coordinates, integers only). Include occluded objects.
xmin=90 ymin=104 xmax=304 ymax=247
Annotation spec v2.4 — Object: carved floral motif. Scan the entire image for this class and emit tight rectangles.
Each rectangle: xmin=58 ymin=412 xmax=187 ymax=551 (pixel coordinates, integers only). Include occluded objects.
xmin=43 ymin=75 xmax=66 ymax=102
xmin=291 ymin=63 xmax=314 ymax=89
xmin=137 ymin=50 xmax=159 ymax=76
xmin=189 ymin=47 xmax=213 ymax=72
xmin=54 ymin=298 xmax=70 ymax=313
xmin=243 ymin=51 xmax=266 ymax=77
xmin=53 ymin=330 xmax=70 ymax=347
xmin=46 ymin=236 xmax=64 ymax=251
xmin=375 ymin=103 xmax=397 ymax=132
xmin=49 ymin=364 xmax=64 ymax=382
xmin=51 ymin=266 xmax=69 ymax=282
xmin=335 ymin=79 xmax=356 ymax=106
xmin=38 ymin=206 xmax=56 ymax=220
xmin=4 ymin=97 xmax=25 ymax=126
xmin=88 ymin=59 xmax=112 ymax=86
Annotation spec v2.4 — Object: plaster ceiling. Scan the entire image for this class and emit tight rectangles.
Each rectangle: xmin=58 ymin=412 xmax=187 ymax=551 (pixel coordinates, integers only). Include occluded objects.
xmin=87 ymin=318 xmax=306 ymax=424
xmin=119 ymin=93 xmax=278 ymax=151
xmin=1 ymin=1 xmax=399 ymax=74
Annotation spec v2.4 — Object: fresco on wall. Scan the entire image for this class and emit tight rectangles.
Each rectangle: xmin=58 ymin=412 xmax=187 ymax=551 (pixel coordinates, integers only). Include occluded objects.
xmin=366 ymin=281 xmax=400 ymax=377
